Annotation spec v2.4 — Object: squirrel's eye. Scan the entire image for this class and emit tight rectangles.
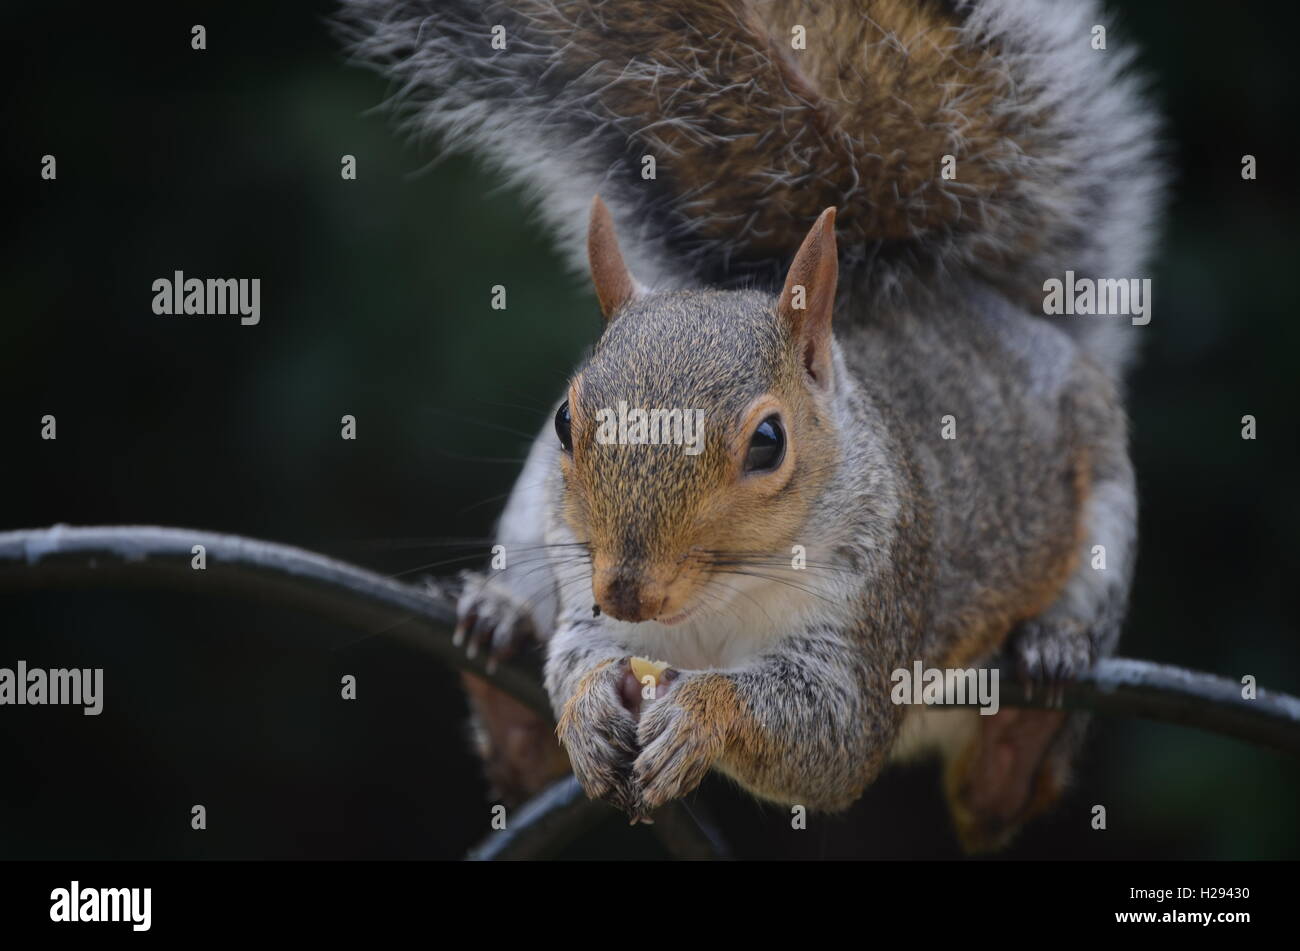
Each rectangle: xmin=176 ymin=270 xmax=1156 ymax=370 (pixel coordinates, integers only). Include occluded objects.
xmin=744 ymin=415 xmax=785 ymax=472
xmin=555 ymin=400 xmax=573 ymax=453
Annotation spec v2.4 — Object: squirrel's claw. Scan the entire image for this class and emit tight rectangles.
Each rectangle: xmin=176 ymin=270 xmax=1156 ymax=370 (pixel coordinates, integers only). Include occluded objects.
xmin=632 ymin=675 xmax=725 ymax=812
xmin=455 ymin=570 xmax=536 ymax=671
xmin=555 ymin=659 xmax=643 ymax=814
xmin=1011 ymin=617 xmax=1094 ymax=708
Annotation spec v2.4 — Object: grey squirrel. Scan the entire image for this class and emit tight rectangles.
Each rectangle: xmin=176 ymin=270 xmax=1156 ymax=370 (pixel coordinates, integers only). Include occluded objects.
xmin=338 ymin=0 xmax=1163 ymax=850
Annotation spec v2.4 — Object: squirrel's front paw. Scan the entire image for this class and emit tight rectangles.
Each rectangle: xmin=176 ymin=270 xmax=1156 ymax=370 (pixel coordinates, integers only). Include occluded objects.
xmin=1011 ymin=616 xmax=1094 ymax=706
xmin=555 ymin=659 xmax=642 ymax=814
xmin=633 ymin=672 xmax=732 ymax=813
xmin=454 ymin=570 xmax=537 ymax=671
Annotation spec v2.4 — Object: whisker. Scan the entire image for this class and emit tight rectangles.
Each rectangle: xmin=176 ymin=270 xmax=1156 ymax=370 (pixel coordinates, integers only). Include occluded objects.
xmin=387 ymin=543 xmax=589 ymax=579
xmin=708 ymin=568 xmax=840 ymax=608
xmin=417 ymin=405 xmax=540 ymax=441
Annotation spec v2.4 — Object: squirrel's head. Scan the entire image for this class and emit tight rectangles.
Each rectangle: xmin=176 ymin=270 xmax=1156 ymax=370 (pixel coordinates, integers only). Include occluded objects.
xmin=556 ymin=198 xmax=842 ymax=624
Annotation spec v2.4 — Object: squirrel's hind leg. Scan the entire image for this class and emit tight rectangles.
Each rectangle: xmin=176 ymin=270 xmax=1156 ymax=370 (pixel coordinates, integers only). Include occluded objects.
xmin=947 ymin=449 xmax=1136 ymax=852
xmin=453 ymin=414 xmax=571 ymax=803
xmin=455 ymin=571 xmax=571 ymax=805
xmin=943 ymin=706 xmax=1069 ymax=853
xmin=461 ymin=672 xmax=571 ymax=806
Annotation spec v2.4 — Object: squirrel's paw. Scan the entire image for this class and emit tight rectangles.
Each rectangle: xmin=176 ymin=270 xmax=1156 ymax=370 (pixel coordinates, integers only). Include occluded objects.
xmin=555 ymin=659 xmax=642 ymax=815
xmin=454 ymin=570 xmax=537 ymax=672
xmin=633 ymin=672 xmax=729 ymax=813
xmin=1011 ymin=616 xmax=1094 ymax=707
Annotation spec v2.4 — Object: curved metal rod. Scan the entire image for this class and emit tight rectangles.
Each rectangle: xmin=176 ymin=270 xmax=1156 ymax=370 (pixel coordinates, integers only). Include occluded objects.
xmin=0 ymin=524 xmax=722 ymax=858
xmin=0 ymin=523 xmax=551 ymax=716
xmin=466 ymin=775 xmax=613 ymax=861
xmin=989 ymin=659 xmax=1300 ymax=756
xmin=2 ymin=524 xmax=1298 ymax=861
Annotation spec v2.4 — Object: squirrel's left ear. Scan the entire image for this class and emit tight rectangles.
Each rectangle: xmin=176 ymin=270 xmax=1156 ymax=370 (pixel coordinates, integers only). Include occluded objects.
xmin=587 ymin=196 xmax=642 ymax=321
xmin=778 ymin=207 xmax=838 ymax=388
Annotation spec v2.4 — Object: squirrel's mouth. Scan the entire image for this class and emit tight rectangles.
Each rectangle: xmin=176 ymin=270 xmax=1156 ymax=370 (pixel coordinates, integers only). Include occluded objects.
xmin=655 ymin=602 xmax=701 ymax=626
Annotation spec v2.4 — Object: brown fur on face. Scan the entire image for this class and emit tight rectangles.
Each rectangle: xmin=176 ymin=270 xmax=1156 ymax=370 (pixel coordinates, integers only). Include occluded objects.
xmin=561 ymin=288 xmax=842 ymax=622
xmin=566 ymin=206 xmax=843 ymax=624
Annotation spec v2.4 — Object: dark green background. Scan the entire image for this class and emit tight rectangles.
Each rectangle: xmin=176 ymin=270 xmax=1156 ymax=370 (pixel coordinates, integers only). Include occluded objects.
xmin=1 ymin=1 xmax=1296 ymax=858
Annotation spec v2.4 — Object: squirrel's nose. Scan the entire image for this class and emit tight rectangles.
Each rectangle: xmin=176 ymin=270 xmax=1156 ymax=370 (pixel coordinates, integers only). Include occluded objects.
xmin=594 ymin=569 xmax=667 ymax=623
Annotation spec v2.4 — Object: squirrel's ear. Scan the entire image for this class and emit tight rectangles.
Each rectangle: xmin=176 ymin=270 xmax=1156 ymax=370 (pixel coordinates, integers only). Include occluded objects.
xmin=778 ymin=207 xmax=838 ymax=387
xmin=587 ymin=195 xmax=642 ymax=321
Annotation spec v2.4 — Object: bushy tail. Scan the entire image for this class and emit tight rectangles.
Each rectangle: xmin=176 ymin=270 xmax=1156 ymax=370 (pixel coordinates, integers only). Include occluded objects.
xmin=336 ymin=0 xmax=1163 ymax=376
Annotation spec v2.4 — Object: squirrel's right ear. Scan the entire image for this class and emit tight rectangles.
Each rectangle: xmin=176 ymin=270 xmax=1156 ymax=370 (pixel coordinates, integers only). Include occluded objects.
xmin=778 ymin=207 xmax=838 ymax=388
xmin=587 ymin=196 xmax=642 ymax=321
